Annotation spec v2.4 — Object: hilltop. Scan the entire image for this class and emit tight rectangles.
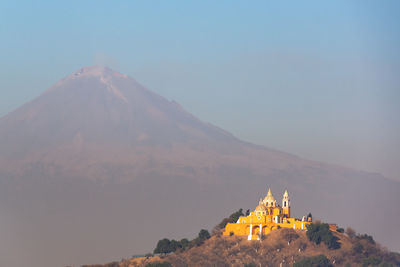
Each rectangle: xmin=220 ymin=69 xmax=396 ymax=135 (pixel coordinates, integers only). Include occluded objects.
xmin=83 ymin=225 xmax=400 ymax=267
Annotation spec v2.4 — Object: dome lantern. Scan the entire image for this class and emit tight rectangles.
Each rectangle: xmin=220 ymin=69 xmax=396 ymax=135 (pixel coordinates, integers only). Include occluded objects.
xmin=263 ymin=187 xmax=276 ymax=207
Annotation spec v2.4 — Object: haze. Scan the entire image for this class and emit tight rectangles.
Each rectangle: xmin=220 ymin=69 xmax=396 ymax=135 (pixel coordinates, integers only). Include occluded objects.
xmin=1 ymin=2 xmax=400 ymax=267
xmin=1 ymin=1 xmax=399 ymax=181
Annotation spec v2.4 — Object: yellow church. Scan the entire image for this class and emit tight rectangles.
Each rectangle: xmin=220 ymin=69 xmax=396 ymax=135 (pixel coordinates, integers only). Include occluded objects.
xmin=223 ymin=188 xmax=312 ymax=240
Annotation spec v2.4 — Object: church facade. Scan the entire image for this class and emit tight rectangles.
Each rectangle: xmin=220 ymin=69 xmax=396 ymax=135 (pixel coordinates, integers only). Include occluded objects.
xmin=223 ymin=188 xmax=312 ymax=240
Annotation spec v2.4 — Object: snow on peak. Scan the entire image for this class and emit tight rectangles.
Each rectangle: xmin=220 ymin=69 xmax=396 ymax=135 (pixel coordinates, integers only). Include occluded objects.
xmin=45 ymin=65 xmax=129 ymax=103
xmin=72 ymin=65 xmax=128 ymax=78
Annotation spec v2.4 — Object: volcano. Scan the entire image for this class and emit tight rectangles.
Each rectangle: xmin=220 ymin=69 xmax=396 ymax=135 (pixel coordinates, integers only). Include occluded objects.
xmin=1 ymin=66 xmax=399 ymax=267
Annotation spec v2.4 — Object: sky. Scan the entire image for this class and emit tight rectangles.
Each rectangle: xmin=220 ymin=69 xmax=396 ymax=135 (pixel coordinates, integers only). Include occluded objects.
xmin=0 ymin=0 xmax=399 ymax=180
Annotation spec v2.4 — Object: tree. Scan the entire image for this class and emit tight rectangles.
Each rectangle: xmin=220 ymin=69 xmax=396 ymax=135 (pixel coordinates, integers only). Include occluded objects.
xmin=324 ymin=234 xmax=340 ymax=249
xmin=154 ymin=238 xmax=171 ymax=254
xmin=198 ymin=229 xmax=211 ymax=240
xmin=357 ymin=233 xmax=375 ymax=244
xmin=168 ymin=239 xmax=180 ymax=252
xmin=216 ymin=209 xmax=244 ymax=229
xmin=307 ymin=224 xmax=324 ymax=244
xmin=306 ymin=223 xmax=341 ymax=249
xmin=231 ymin=208 xmax=244 ymax=222
xmin=246 ymin=209 xmax=250 ymax=216
xmin=179 ymin=238 xmax=190 ymax=250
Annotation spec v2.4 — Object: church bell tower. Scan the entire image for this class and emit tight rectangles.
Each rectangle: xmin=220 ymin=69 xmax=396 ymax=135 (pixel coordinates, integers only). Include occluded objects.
xmin=282 ymin=190 xmax=290 ymax=217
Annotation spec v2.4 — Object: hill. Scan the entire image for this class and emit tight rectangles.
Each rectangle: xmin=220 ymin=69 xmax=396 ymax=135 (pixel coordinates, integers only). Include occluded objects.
xmin=84 ymin=225 xmax=400 ymax=267
xmin=0 ymin=66 xmax=399 ymax=267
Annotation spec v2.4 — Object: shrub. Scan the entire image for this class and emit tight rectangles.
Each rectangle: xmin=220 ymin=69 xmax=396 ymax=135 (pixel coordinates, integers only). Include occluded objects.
xmin=384 ymin=252 xmax=400 ymax=266
xmin=357 ymin=234 xmax=375 ymax=245
xmin=362 ymin=256 xmax=381 ymax=266
xmin=244 ymin=263 xmax=256 ymax=267
xmin=352 ymin=242 xmax=364 ymax=254
xmin=294 ymin=254 xmax=332 ymax=267
xmin=145 ymin=262 xmax=172 ymax=267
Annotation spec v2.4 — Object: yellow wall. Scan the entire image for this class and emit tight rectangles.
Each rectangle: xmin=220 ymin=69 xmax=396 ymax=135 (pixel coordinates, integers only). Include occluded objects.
xmin=223 ymin=218 xmax=310 ymax=240
xmin=223 ymin=200 xmax=310 ymax=240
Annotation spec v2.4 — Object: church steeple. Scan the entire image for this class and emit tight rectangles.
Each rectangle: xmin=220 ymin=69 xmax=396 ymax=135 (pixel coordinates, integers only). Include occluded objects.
xmin=282 ymin=190 xmax=290 ymax=208
xmin=263 ymin=187 xmax=276 ymax=207
xmin=282 ymin=189 xmax=290 ymax=217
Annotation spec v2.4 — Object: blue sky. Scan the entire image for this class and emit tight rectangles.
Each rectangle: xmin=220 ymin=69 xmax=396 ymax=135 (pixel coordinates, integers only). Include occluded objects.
xmin=1 ymin=0 xmax=399 ymax=179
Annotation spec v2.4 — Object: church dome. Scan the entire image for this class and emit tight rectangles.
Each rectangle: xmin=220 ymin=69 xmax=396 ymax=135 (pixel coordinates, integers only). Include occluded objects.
xmin=263 ymin=195 xmax=275 ymax=203
xmin=263 ymin=188 xmax=276 ymax=207
xmin=263 ymin=188 xmax=275 ymax=202
xmin=254 ymin=201 xmax=268 ymax=216
xmin=255 ymin=204 xmax=267 ymax=212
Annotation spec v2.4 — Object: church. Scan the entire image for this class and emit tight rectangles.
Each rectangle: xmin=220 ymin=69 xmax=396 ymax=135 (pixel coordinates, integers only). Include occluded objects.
xmin=223 ymin=188 xmax=312 ymax=240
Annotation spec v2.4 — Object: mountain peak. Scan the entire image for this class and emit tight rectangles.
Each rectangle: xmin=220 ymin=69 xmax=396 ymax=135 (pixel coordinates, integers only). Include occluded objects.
xmin=45 ymin=65 xmax=130 ymax=98
xmin=71 ymin=65 xmax=128 ymax=79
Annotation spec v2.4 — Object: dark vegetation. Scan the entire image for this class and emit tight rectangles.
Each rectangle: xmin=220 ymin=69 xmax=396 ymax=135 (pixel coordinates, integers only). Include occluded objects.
xmin=293 ymin=254 xmax=332 ymax=267
xmin=81 ymin=262 xmax=119 ymax=267
xmin=144 ymin=262 xmax=171 ymax=267
xmin=306 ymin=222 xmax=341 ymax=249
xmin=153 ymin=229 xmax=211 ymax=254
xmin=215 ymin=208 xmax=245 ymax=231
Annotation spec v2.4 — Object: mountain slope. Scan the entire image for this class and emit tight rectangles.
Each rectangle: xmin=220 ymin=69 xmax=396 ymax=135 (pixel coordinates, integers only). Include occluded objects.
xmin=0 ymin=66 xmax=399 ymax=267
